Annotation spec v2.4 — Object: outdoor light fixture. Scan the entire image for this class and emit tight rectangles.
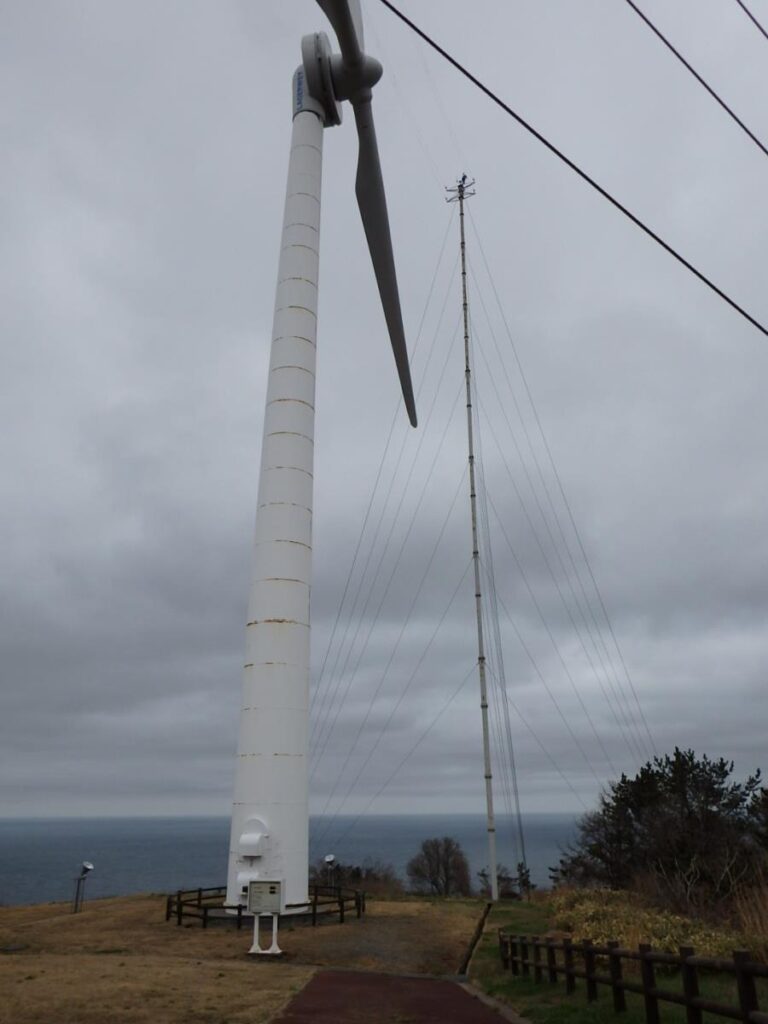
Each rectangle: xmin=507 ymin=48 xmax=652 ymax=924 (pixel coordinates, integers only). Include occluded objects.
xmin=72 ymin=861 xmax=94 ymax=913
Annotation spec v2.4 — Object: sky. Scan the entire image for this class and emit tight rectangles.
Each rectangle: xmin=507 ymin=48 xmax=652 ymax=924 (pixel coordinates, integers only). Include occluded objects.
xmin=2 ymin=0 xmax=767 ymax=844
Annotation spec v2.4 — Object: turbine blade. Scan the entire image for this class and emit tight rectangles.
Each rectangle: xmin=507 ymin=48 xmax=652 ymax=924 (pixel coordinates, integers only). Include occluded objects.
xmin=353 ymin=97 xmax=417 ymax=427
xmin=316 ymin=0 xmax=364 ymax=63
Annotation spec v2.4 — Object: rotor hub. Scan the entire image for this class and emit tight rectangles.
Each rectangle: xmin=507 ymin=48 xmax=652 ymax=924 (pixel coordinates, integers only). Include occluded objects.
xmin=301 ymin=31 xmax=384 ymax=125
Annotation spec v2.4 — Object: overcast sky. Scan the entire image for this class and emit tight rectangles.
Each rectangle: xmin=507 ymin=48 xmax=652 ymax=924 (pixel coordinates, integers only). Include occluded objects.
xmin=2 ymin=0 xmax=767 ymax=843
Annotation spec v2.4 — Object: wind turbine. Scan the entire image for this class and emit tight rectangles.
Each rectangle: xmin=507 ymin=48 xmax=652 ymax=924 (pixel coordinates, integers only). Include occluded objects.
xmin=226 ymin=0 xmax=417 ymax=914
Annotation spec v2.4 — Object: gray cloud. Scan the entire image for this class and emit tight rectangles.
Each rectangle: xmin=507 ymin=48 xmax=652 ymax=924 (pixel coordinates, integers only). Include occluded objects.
xmin=2 ymin=0 xmax=766 ymax=834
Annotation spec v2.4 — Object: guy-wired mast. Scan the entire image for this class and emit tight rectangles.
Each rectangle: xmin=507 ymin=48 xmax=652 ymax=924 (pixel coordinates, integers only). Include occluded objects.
xmin=446 ymin=174 xmax=498 ymax=901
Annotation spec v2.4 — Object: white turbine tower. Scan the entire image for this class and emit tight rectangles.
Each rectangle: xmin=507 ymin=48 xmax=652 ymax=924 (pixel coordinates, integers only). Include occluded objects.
xmin=226 ymin=0 xmax=417 ymax=914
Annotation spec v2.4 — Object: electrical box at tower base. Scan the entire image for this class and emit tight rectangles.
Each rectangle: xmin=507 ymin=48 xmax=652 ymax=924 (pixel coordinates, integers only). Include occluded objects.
xmin=247 ymin=880 xmax=283 ymax=915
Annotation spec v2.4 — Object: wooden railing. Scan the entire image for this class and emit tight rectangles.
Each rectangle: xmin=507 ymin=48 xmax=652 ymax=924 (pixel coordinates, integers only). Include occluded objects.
xmin=165 ymin=886 xmax=232 ymax=929
xmin=497 ymin=931 xmax=768 ymax=1024
xmin=165 ymin=884 xmax=365 ymax=928
xmin=309 ymin=884 xmax=366 ymax=925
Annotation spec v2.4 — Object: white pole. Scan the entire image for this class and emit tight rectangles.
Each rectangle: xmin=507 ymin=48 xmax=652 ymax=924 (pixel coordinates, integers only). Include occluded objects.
xmin=227 ymin=70 xmax=324 ymax=912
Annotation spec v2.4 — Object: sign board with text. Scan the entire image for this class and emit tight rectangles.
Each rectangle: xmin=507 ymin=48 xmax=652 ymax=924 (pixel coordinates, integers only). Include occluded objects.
xmin=247 ymin=879 xmax=283 ymax=915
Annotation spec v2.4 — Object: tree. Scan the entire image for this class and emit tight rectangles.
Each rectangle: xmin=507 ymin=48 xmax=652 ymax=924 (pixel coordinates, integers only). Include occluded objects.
xmin=552 ymin=749 xmax=766 ymax=912
xmin=308 ymin=857 xmax=403 ymax=897
xmin=407 ymin=837 xmax=471 ymax=896
xmin=516 ymin=861 xmax=535 ymax=900
xmin=477 ymin=863 xmax=518 ymax=899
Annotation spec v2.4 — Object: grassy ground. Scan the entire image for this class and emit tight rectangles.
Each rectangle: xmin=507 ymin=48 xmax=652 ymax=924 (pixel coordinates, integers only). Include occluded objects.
xmin=470 ymin=898 xmax=768 ymax=1024
xmin=0 ymin=894 xmax=484 ymax=1024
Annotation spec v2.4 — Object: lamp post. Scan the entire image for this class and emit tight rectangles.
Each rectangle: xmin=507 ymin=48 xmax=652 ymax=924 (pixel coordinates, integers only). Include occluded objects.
xmin=72 ymin=861 xmax=94 ymax=913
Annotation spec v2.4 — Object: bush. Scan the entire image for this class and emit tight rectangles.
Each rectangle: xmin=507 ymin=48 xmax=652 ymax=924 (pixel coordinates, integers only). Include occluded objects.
xmin=551 ymin=888 xmax=743 ymax=957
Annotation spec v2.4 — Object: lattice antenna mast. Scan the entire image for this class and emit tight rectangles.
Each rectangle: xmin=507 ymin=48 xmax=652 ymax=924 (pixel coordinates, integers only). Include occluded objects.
xmin=446 ymin=174 xmax=498 ymax=902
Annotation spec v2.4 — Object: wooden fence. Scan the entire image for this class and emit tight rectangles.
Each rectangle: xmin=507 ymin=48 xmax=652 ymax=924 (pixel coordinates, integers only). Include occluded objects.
xmin=165 ymin=884 xmax=365 ymax=929
xmin=498 ymin=931 xmax=768 ymax=1024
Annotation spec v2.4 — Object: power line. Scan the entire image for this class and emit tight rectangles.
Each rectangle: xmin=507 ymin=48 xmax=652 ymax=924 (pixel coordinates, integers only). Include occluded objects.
xmin=623 ymin=0 xmax=768 ymax=160
xmin=376 ymin=0 xmax=768 ymax=340
xmin=733 ymin=0 xmax=768 ymax=42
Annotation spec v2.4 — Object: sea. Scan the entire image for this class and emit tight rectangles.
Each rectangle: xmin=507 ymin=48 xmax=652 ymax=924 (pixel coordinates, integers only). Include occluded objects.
xmin=0 ymin=814 xmax=577 ymax=907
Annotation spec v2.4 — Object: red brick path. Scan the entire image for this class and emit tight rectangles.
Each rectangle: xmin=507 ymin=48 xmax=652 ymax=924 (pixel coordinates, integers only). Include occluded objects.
xmin=273 ymin=969 xmax=512 ymax=1023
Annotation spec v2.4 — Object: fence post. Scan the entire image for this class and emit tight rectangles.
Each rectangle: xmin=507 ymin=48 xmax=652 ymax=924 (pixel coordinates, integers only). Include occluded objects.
xmin=533 ymin=937 xmax=543 ymax=983
xmin=733 ymin=950 xmax=759 ymax=1024
xmin=546 ymin=937 xmax=558 ymax=983
xmin=312 ymin=888 xmax=318 ymax=927
xmin=176 ymin=891 xmax=183 ymax=926
xmin=520 ymin=936 xmax=530 ymax=978
xmin=563 ymin=937 xmax=576 ymax=994
xmin=583 ymin=938 xmax=598 ymax=1002
xmin=236 ymin=904 xmax=243 ymax=931
xmin=679 ymin=945 xmax=702 ymax=1024
xmin=338 ymin=892 xmax=345 ymax=924
xmin=500 ymin=931 xmax=510 ymax=970
xmin=202 ymin=906 xmax=208 ymax=930
xmin=165 ymin=895 xmax=172 ymax=922
xmin=197 ymin=887 xmax=202 ymax=908
xmin=510 ymin=937 xmax=520 ymax=976
xmin=607 ymin=941 xmax=626 ymax=1013
xmin=639 ymin=944 xmax=660 ymax=1024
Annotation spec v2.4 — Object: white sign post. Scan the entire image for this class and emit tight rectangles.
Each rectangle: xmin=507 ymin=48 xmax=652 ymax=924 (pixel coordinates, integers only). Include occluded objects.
xmin=247 ymin=880 xmax=283 ymax=956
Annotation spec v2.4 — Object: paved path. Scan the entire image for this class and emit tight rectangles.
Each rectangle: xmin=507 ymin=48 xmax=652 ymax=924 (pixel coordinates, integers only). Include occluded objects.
xmin=273 ymin=969 xmax=516 ymax=1023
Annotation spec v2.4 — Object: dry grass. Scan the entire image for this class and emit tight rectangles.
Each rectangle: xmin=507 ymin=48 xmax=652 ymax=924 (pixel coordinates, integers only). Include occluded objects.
xmin=0 ymin=953 xmax=309 ymax=1024
xmin=0 ymin=894 xmax=484 ymax=1023
xmin=735 ymin=875 xmax=768 ymax=962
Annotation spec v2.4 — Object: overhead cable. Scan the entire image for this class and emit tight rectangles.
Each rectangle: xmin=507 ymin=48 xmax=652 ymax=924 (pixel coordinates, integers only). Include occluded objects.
xmin=469 ymin=280 xmax=650 ymax=760
xmin=734 ymin=0 xmax=768 ymax=42
xmin=309 ymin=350 xmax=464 ymax=775
xmin=467 ymin=210 xmax=658 ymax=757
xmin=310 ymin=276 xmax=460 ymax=758
xmin=468 ymin=290 xmax=643 ymax=756
xmin=376 ymin=0 xmax=768 ymax=340
xmin=624 ymin=0 xmax=768 ymax=160
xmin=311 ymin=556 xmax=474 ymax=852
xmin=311 ymin=468 xmax=468 ymax=834
xmin=324 ymin=661 xmax=479 ymax=854
xmin=310 ymin=210 xmax=457 ymax=737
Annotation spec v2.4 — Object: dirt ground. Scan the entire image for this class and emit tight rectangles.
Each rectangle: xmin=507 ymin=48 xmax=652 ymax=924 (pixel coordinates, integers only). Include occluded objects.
xmin=0 ymin=894 xmax=483 ymax=1024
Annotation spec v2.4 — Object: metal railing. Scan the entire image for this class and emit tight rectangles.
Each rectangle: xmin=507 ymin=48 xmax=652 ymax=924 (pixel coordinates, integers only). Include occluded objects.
xmin=498 ymin=931 xmax=768 ymax=1024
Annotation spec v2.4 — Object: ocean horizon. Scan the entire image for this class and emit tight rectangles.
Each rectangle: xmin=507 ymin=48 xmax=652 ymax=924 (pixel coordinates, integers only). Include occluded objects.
xmin=0 ymin=813 xmax=578 ymax=906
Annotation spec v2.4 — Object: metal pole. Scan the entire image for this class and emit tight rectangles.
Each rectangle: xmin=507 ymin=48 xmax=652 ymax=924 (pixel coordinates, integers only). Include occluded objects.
xmin=72 ymin=876 xmax=81 ymax=914
xmin=448 ymin=175 xmax=499 ymax=902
